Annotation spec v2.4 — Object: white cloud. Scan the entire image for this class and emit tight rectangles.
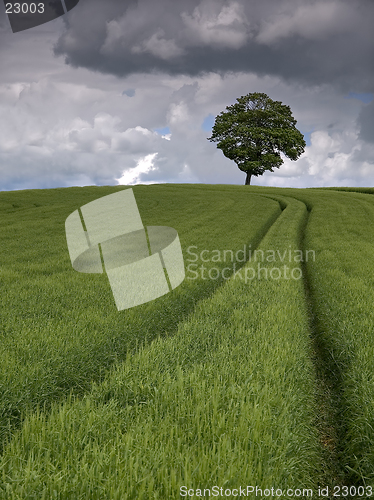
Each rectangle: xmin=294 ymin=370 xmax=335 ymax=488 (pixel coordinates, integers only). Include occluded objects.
xmin=178 ymin=164 xmax=200 ymax=183
xmin=181 ymin=0 xmax=250 ymax=49
xmin=116 ymin=153 xmax=159 ymax=185
xmin=306 ymin=130 xmax=356 ymax=177
xmin=256 ymin=1 xmax=355 ymax=45
xmin=167 ymin=102 xmax=190 ymax=124
xmin=268 ymin=129 xmax=374 ymax=187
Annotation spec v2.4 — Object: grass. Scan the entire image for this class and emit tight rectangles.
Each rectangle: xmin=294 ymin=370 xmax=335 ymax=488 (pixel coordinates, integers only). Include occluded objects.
xmin=1 ymin=183 xmax=374 ymax=497
xmin=250 ymin=186 xmax=374 ymax=489
xmin=0 ymin=185 xmax=280 ymax=447
xmin=0 ymin=187 xmax=323 ymax=498
xmin=292 ymin=187 xmax=374 ymax=486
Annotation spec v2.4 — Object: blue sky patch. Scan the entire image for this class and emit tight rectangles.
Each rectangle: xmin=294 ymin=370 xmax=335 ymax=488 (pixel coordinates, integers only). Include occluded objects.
xmin=201 ymin=114 xmax=215 ymax=132
xmin=344 ymin=92 xmax=373 ymax=104
xmin=302 ymin=131 xmax=312 ymax=147
xmin=122 ymin=89 xmax=135 ymax=97
xmin=154 ymin=126 xmax=170 ymax=135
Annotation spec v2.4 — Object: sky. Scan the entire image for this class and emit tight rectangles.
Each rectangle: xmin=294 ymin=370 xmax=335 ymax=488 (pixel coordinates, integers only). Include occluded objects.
xmin=0 ymin=0 xmax=373 ymax=191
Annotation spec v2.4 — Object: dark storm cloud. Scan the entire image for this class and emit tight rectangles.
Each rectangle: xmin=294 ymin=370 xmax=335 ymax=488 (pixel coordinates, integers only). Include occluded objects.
xmin=53 ymin=0 xmax=374 ymax=92
xmin=357 ymin=101 xmax=374 ymax=144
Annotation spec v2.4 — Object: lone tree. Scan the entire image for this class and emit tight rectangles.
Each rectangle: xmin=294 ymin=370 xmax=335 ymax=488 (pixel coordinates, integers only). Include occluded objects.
xmin=207 ymin=92 xmax=306 ymax=185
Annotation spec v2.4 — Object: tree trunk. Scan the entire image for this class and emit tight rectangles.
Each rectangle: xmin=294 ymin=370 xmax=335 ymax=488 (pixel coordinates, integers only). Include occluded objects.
xmin=245 ymin=171 xmax=251 ymax=185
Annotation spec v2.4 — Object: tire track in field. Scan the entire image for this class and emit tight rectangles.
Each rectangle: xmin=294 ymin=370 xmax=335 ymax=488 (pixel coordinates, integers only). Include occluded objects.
xmin=257 ymin=191 xmax=351 ymax=494
xmin=180 ymin=191 xmax=286 ymax=294
xmin=297 ymin=198 xmax=352 ymax=495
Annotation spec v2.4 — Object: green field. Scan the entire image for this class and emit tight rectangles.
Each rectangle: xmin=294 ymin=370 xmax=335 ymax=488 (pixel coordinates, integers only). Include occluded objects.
xmin=1 ymin=184 xmax=374 ymax=499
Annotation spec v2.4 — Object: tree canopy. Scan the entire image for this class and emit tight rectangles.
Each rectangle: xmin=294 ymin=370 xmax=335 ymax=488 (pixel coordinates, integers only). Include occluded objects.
xmin=207 ymin=92 xmax=306 ymax=185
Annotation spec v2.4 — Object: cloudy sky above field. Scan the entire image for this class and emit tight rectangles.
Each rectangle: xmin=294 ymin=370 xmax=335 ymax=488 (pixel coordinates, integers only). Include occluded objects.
xmin=0 ymin=0 xmax=373 ymax=191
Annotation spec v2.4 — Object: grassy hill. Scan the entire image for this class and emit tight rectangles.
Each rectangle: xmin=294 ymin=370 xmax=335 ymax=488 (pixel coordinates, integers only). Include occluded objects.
xmin=1 ymin=184 xmax=374 ymax=498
